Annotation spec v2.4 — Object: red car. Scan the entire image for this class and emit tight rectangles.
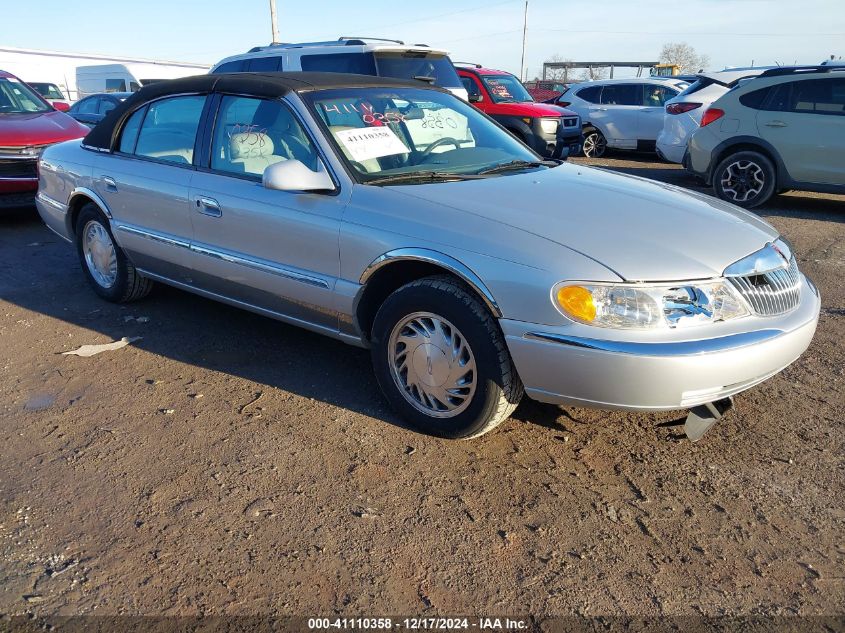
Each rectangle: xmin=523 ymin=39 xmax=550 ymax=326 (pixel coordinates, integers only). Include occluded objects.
xmin=456 ymin=64 xmax=581 ymax=158
xmin=0 ymin=70 xmax=89 ymax=209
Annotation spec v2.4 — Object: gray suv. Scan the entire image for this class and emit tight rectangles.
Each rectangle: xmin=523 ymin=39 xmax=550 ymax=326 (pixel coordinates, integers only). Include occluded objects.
xmin=687 ymin=65 xmax=845 ymax=207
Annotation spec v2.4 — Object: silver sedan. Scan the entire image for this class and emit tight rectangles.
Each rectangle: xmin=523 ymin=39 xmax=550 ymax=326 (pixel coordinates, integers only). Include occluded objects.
xmin=35 ymin=72 xmax=820 ymax=439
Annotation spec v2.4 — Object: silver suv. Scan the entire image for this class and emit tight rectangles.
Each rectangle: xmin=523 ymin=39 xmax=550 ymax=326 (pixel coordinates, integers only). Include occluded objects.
xmin=210 ymin=37 xmax=468 ymax=101
xmin=687 ymin=65 xmax=845 ymax=207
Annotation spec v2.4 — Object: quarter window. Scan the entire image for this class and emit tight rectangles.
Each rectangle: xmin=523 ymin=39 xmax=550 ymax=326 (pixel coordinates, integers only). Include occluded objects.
xmin=134 ymin=95 xmax=206 ymax=165
xmin=576 ymin=85 xmax=602 ymax=103
xmin=210 ymin=95 xmax=319 ymax=178
xmin=119 ymin=107 xmax=146 ymax=153
xmin=247 ymin=56 xmax=282 ymax=72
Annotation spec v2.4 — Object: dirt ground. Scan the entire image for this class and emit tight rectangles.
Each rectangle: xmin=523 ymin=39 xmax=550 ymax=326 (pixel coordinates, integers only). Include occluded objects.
xmin=0 ymin=156 xmax=843 ymax=620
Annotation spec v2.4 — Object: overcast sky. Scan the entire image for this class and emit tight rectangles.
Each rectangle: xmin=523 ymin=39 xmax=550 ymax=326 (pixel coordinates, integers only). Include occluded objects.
xmin=4 ymin=0 xmax=843 ymax=77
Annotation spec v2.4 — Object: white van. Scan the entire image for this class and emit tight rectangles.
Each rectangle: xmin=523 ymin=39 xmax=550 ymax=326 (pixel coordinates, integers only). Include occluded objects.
xmin=210 ymin=37 xmax=468 ymax=101
xmin=76 ymin=63 xmax=209 ymax=99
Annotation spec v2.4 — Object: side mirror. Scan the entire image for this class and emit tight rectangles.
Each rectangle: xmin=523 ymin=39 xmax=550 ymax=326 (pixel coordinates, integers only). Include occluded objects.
xmin=263 ymin=159 xmax=334 ymax=193
xmin=51 ymin=101 xmax=70 ymax=112
xmin=468 ymin=94 xmax=483 ymax=104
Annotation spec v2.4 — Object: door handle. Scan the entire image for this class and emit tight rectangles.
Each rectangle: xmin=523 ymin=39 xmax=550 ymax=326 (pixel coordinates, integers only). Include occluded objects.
xmin=764 ymin=120 xmax=787 ymax=127
xmin=102 ymin=176 xmax=118 ymax=192
xmin=196 ymin=196 xmax=222 ymax=217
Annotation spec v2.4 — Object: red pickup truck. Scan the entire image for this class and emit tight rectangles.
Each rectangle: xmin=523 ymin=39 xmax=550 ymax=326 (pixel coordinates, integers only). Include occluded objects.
xmin=456 ymin=65 xmax=581 ymax=159
xmin=0 ymin=70 xmax=88 ymax=209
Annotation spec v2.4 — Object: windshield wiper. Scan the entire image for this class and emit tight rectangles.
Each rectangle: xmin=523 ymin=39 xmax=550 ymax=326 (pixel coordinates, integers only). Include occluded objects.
xmin=476 ymin=159 xmax=560 ymax=175
xmin=364 ymin=171 xmax=487 ymax=186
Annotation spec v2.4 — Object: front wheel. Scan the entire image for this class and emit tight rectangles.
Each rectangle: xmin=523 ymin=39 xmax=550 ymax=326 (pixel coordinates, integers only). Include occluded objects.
xmin=370 ymin=276 xmax=523 ymax=439
xmin=581 ymin=128 xmax=607 ymax=158
xmin=712 ymin=150 xmax=776 ymax=208
xmin=75 ymin=204 xmax=153 ymax=302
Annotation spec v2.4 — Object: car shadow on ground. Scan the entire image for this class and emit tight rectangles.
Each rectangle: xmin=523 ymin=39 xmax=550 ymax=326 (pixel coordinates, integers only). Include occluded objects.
xmin=0 ymin=211 xmax=573 ymax=437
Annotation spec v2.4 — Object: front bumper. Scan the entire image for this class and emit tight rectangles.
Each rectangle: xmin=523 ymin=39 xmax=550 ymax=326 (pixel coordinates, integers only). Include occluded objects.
xmin=501 ymin=275 xmax=820 ymax=411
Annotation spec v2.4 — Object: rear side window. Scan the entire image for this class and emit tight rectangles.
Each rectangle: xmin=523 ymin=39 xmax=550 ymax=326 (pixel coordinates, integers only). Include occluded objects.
xmin=118 ymin=107 xmax=146 ymax=153
xmin=576 ymin=85 xmax=601 ymax=103
xmin=76 ymin=97 xmax=99 ymax=115
xmin=300 ymin=52 xmax=377 ymax=75
xmin=677 ymin=78 xmax=711 ymax=97
xmin=739 ymin=86 xmax=771 ymax=110
xmin=643 ymin=84 xmax=678 ymax=107
xmin=214 ymin=60 xmax=247 ymax=73
xmin=789 ymin=78 xmax=845 ymax=114
xmin=99 ymin=99 xmax=117 ymax=115
xmin=600 ymin=84 xmax=640 ymax=106
xmin=374 ymin=53 xmax=463 ymax=89
xmin=134 ymin=95 xmax=206 ymax=165
xmin=247 ymin=56 xmax=282 ymax=72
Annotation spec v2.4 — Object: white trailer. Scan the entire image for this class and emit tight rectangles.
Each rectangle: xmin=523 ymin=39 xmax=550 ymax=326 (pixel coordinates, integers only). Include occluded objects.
xmin=0 ymin=47 xmax=209 ymax=101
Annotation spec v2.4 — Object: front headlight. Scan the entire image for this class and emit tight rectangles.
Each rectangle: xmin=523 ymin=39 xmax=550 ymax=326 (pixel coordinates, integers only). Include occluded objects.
xmin=553 ymin=281 xmax=750 ymax=329
xmin=539 ymin=118 xmax=559 ymax=135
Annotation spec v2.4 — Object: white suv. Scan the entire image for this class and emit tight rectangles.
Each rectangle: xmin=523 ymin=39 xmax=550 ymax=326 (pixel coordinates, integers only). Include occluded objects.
xmin=553 ymin=77 xmax=689 ymax=157
xmin=688 ymin=65 xmax=845 ymax=207
xmin=211 ymin=37 xmax=468 ymax=101
xmin=657 ymin=68 xmax=771 ymax=164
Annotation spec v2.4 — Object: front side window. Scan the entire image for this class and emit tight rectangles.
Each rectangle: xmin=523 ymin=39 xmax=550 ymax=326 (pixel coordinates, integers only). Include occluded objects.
xmin=642 ymin=84 xmax=678 ymax=107
xmin=374 ymin=53 xmax=463 ymax=89
xmin=30 ymin=83 xmax=65 ymax=100
xmin=300 ymin=52 xmax=377 ymax=75
xmin=134 ymin=95 xmax=206 ymax=165
xmin=0 ymin=77 xmax=51 ymax=114
xmin=105 ymin=79 xmax=126 ymax=93
xmin=480 ymin=74 xmax=533 ymax=103
xmin=600 ymin=84 xmax=640 ymax=106
xmin=306 ymin=87 xmax=540 ymax=182
xmin=210 ymin=95 xmax=319 ymax=178
xmin=99 ymin=99 xmax=119 ymax=115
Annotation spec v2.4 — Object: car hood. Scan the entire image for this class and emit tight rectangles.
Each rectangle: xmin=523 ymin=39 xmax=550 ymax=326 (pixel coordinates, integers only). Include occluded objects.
xmin=0 ymin=111 xmax=89 ymax=147
xmin=390 ymin=163 xmax=779 ymax=281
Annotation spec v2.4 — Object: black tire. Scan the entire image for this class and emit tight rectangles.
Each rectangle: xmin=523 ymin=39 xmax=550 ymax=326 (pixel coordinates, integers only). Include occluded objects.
xmin=75 ymin=203 xmax=153 ymax=302
xmin=581 ymin=127 xmax=607 ymax=158
xmin=370 ymin=275 xmax=523 ymax=439
xmin=712 ymin=150 xmax=776 ymax=208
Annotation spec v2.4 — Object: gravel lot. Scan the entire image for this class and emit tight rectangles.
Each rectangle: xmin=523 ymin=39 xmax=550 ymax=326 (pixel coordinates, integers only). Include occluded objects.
xmin=1 ymin=156 xmax=843 ymax=620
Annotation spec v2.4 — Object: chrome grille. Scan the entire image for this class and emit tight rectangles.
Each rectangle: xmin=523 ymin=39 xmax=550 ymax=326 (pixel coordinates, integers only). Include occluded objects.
xmin=728 ymin=256 xmax=801 ymax=316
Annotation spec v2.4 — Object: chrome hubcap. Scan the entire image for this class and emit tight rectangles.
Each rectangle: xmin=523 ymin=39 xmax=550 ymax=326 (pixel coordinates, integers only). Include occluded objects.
xmin=388 ymin=312 xmax=477 ymax=418
xmin=82 ymin=220 xmax=117 ymax=288
xmin=721 ymin=160 xmax=765 ymax=202
xmin=582 ymin=132 xmax=606 ymax=158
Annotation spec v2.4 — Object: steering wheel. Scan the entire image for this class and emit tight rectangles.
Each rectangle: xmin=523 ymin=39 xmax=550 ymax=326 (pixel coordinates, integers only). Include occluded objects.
xmin=413 ymin=137 xmax=462 ymax=164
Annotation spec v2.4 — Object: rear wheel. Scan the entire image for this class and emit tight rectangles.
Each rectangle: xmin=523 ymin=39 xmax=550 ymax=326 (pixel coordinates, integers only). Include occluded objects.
xmin=75 ymin=204 xmax=153 ymax=302
xmin=712 ymin=150 xmax=776 ymax=208
xmin=370 ymin=276 xmax=523 ymax=439
xmin=582 ymin=127 xmax=607 ymax=158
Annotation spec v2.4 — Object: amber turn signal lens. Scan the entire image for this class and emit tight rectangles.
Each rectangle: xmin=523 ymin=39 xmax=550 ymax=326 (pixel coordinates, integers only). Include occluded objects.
xmin=556 ymin=286 xmax=596 ymax=322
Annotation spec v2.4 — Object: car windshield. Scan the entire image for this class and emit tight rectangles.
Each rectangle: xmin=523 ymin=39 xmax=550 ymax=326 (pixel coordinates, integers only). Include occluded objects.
xmin=30 ymin=82 xmax=65 ymax=100
xmin=480 ymin=75 xmax=534 ymax=103
xmin=0 ymin=78 xmax=52 ymax=114
xmin=306 ymin=87 xmax=545 ymax=184
xmin=374 ymin=53 xmax=463 ymax=89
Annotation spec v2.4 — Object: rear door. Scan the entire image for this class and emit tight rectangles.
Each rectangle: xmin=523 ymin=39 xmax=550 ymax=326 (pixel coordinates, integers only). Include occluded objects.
xmin=97 ymin=94 xmax=207 ymax=282
xmin=595 ymin=83 xmax=641 ymax=147
xmin=187 ymin=94 xmax=346 ymax=331
xmin=638 ymin=84 xmax=680 ymax=142
xmin=756 ymin=78 xmax=845 ymax=185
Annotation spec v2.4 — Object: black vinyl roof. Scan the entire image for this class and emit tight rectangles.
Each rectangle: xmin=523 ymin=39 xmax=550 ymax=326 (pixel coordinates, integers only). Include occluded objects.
xmin=83 ymin=71 xmax=440 ymax=150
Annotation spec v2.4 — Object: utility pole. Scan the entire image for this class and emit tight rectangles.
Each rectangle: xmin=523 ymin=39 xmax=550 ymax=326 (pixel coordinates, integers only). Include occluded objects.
xmin=269 ymin=0 xmax=280 ymax=44
xmin=520 ymin=0 xmax=528 ymax=80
